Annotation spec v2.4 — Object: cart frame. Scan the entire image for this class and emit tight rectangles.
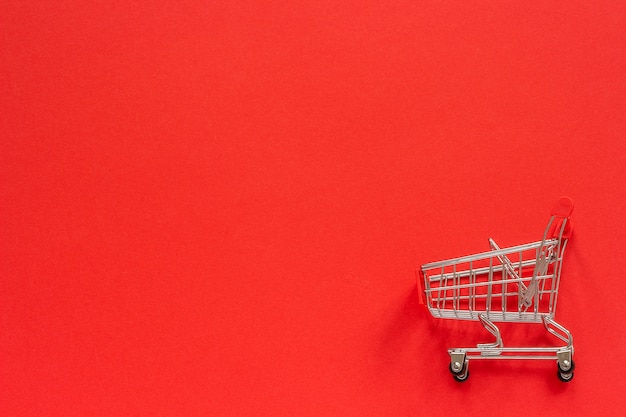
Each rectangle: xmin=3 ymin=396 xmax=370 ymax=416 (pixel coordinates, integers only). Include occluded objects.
xmin=417 ymin=197 xmax=575 ymax=381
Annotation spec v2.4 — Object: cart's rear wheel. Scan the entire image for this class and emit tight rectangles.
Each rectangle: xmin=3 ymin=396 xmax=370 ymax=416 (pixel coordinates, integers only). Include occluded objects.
xmin=557 ymin=370 xmax=574 ymax=382
xmin=557 ymin=359 xmax=575 ymax=382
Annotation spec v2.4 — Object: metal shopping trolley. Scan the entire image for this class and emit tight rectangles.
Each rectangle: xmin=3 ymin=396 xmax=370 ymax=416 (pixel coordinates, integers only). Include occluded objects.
xmin=417 ymin=197 xmax=575 ymax=382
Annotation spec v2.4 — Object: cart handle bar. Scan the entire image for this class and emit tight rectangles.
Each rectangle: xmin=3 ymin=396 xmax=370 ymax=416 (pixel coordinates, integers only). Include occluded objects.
xmin=551 ymin=196 xmax=574 ymax=218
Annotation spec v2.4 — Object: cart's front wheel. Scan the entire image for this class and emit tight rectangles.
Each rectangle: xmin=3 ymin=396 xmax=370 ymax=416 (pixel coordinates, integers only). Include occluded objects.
xmin=449 ymin=361 xmax=469 ymax=382
xmin=453 ymin=369 xmax=470 ymax=382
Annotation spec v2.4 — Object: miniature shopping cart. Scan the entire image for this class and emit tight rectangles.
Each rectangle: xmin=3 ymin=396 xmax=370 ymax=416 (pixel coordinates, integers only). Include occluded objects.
xmin=417 ymin=197 xmax=575 ymax=382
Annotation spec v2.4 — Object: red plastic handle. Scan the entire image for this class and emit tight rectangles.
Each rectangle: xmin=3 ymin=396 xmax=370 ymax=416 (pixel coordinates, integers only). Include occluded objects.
xmin=551 ymin=196 xmax=574 ymax=218
xmin=549 ymin=196 xmax=574 ymax=239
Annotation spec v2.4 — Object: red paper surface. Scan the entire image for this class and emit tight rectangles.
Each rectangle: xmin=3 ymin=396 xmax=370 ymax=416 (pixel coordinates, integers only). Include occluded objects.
xmin=2 ymin=1 xmax=626 ymax=415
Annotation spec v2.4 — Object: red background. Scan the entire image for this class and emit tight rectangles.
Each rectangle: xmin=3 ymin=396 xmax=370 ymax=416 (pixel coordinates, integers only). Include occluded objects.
xmin=2 ymin=1 xmax=626 ymax=415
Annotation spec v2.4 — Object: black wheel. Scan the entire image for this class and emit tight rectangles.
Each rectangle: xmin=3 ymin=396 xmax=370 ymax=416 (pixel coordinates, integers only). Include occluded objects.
xmin=557 ymin=359 xmax=575 ymax=382
xmin=449 ymin=361 xmax=469 ymax=382
xmin=557 ymin=369 xmax=574 ymax=382
xmin=453 ymin=369 xmax=470 ymax=382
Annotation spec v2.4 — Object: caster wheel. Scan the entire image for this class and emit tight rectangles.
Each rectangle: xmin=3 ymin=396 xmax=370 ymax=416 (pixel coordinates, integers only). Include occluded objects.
xmin=453 ymin=369 xmax=470 ymax=382
xmin=449 ymin=361 xmax=469 ymax=382
xmin=557 ymin=359 xmax=575 ymax=382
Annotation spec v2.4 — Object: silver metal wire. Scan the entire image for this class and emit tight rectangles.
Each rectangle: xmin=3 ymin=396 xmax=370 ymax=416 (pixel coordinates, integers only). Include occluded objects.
xmin=419 ymin=202 xmax=575 ymax=377
xmin=421 ymin=221 xmax=568 ymax=323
